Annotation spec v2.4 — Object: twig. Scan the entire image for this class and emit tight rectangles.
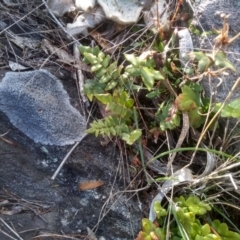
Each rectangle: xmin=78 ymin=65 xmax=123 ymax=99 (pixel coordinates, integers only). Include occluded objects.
xmin=0 ymin=218 xmax=24 ymax=240
xmin=167 ymin=111 xmax=189 ymax=174
xmin=51 ymin=133 xmax=88 ymax=180
xmin=0 ymin=229 xmax=18 ymax=240
xmin=73 ymin=43 xmax=90 ymax=107
xmin=0 ymin=130 xmax=10 ymax=137
xmin=33 ymin=233 xmax=81 ymax=239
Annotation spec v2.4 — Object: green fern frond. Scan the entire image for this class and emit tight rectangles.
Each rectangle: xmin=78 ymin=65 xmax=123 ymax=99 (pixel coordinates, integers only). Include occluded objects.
xmin=86 ymin=116 xmax=130 ymax=137
xmin=95 ymin=90 xmax=134 ymax=119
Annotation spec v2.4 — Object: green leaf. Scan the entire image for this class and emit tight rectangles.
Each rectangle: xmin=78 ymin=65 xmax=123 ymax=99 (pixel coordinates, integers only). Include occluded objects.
xmin=198 ymin=56 xmax=213 ymax=72
xmin=83 ymin=52 xmax=98 ymax=65
xmin=188 ymin=108 xmax=205 ymax=128
xmin=175 ymin=93 xmax=197 ymax=111
xmin=92 ymin=46 xmax=100 ymax=56
xmin=201 ymin=224 xmax=211 ymax=236
xmin=190 ymin=51 xmax=206 ymax=61
xmin=124 ymin=53 xmax=140 ymax=66
xmin=214 ymin=51 xmax=236 ymax=71
xmin=121 ymin=129 xmax=142 ymax=145
xmin=152 ymin=69 xmax=164 ymax=80
xmin=102 ymin=55 xmax=111 ymax=68
xmin=154 ymin=201 xmax=168 ymax=218
xmin=99 ymin=75 xmax=112 ymax=84
xmin=91 ymin=64 xmax=102 ymax=72
xmin=217 ymin=223 xmax=229 ymax=236
xmin=140 ymin=67 xmax=155 ymax=90
xmin=112 ymin=66 xmax=123 ymax=79
xmin=94 ymin=93 xmax=113 ymax=104
xmin=185 ymin=195 xmax=211 ymax=215
xmin=98 ymin=51 xmax=105 ymax=62
xmin=154 ymin=228 xmax=165 ymax=240
xmin=78 ymin=45 xmax=94 ymax=55
xmin=141 ymin=218 xmax=155 ymax=234
xmin=182 ymin=85 xmax=200 ymax=104
xmin=83 ymin=80 xmax=105 ymax=101
xmin=214 ymin=99 xmax=240 ymax=118
xmin=96 ymin=68 xmax=107 ymax=78
xmin=107 ymin=61 xmax=118 ymax=73
xmin=146 ymin=90 xmax=160 ymax=99
xmin=104 ymin=80 xmax=118 ymax=91
xmin=125 ymin=65 xmax=141 ymax=76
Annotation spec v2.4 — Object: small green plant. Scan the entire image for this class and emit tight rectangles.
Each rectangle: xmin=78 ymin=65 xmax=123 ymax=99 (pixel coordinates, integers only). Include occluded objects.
xmin=78 ymin=12 xmax=240 ymax=149
xmin=136 ymin=195 xmax=240 ymax=240
xmin=79 ymin=41 xmax=240 ymax=145
xmin=78 ymin=44 xmax=167 ymax=144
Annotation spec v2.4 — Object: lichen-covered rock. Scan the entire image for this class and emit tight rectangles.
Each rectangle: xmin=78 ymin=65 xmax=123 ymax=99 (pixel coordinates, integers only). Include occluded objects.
xmin=0 ymin=70 xmax=86 ymax=145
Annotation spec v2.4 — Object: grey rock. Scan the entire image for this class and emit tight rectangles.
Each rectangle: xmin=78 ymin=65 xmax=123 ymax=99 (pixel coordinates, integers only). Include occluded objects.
xmin=0 ymin=114 xmax=142 ymax=239
xmin=67 ymin=7 xmax=105 ymax=37
xmin=0 ymin=70 xmax=86 ymax=145
xmin=195 ymin=0 xmax=240 ymax=33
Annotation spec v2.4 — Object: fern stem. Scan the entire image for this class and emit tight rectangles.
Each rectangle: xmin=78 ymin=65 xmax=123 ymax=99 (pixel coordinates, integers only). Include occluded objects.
xmin=133 ymin=107 xmax=151 ymax=184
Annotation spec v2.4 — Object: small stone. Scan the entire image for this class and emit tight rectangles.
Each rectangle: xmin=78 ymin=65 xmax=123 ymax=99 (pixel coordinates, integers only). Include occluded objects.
xmin=97 ymin=0 xmax=143 ymax=25
xmin=75 ymin=0 xmax=96 ymax=12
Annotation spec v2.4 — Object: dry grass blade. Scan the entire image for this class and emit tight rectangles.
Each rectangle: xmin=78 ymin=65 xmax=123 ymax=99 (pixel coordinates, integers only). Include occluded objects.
xmin=33 ymin=233 xmax=85 ymax=239
xmin=0 ymin=217 xmax=24 ymax=240
xmin=51 ymin=133 xmax=88 ymax=180
xmin=167 ymin=112 xmax=189 ymax=173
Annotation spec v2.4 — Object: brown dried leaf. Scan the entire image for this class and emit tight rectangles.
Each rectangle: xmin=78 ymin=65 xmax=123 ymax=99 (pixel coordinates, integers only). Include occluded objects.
xmin=90 ymin=30 xmax=114 ymax=54
xmin=78 ymin=181 xmax=104 ymax=191
xmin=0 ymin=136 xmax=17 ymax=147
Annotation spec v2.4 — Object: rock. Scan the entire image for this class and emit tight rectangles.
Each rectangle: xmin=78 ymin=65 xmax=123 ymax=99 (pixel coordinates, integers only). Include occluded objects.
xmin=67 ymin=7 xmax=105 ymax=36
xmin=192 ymin=0 xmax=240 ymax=102
xmin=97 ymin=0 xmax=143 ymax=25
xmin=195 ymin=0 xmax=240 ymax=32
xmin=143 ymin=0 xmax=170 ymax=28
xmin=75 ymin=0 xmax=96 ymax=12
xmin=46 ymin=0 xmax=76 ymax=17
xmin=0 ymin=113 xmax=142 ymax=239
xmin=0 ymin=70 xmax=86 ymax=146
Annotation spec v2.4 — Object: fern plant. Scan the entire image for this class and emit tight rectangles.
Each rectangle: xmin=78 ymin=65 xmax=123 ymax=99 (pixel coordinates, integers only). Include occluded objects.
xmin=78 ymin=45 xmax=166 ymax=144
